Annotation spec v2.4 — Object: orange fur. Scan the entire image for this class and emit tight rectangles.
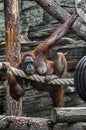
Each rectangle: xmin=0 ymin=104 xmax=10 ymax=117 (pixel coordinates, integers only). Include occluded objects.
xmin=7 ymin=13 xmax=77 ymax=106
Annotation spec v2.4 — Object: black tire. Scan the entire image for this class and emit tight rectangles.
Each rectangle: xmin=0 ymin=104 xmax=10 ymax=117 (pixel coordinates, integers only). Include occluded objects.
xmin=74 ymin=56 xmax=86 ymax=101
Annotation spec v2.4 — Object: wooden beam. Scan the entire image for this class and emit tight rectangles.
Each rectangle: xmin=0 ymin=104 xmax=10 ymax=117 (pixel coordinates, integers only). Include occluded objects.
xmin=51 ymin=107 xmax=86 ymax=123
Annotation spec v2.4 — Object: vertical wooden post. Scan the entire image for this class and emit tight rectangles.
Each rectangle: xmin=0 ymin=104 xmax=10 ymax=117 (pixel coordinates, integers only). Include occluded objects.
xmin=4 ymin=0 xmax=22 ymax=115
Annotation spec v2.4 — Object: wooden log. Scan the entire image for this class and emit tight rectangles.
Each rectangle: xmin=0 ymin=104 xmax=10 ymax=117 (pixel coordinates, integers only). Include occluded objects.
xmin=4 ymin=0 xmax=22 ymax=115
xmin=34 ymin=0 xmax=86 ymax=41
xmin=0 ymin=115 xmax=50 ymax=130
xmin=51 ymin=107 xmax=86 ymax=123
xmin=43 ymin=0 xmax=56 ymax=21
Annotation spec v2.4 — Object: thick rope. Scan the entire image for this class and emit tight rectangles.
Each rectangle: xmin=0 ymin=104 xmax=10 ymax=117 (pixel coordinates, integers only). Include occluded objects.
xmin=0 ymin=62 xmax=74 ymax=86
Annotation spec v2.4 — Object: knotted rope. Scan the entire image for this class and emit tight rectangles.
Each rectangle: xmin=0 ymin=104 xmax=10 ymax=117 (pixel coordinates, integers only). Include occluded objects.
xmin=0 ymin=62 xmax=74 ymax=86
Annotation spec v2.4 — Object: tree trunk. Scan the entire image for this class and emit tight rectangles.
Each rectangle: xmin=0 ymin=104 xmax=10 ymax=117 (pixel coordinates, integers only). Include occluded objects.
xmin=4 ymin=0 xmax=22 ymax=116
xmin=34 ymin=0 xmax=86 ymax=41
